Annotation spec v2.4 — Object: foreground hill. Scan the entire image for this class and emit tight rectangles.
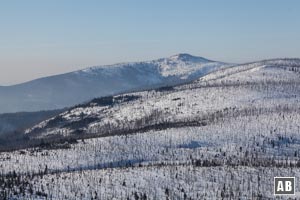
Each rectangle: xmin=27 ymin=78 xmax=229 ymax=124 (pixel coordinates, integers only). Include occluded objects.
xmin=1 ymin=58 xmax=300 ymax=199
xmin=0 ymin=54 xmax=228 ymax=113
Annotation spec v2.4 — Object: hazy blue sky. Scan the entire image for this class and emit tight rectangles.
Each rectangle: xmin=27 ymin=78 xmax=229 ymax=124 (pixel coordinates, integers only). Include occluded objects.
xmin=1 ymin=0 xmax=300 ymax=85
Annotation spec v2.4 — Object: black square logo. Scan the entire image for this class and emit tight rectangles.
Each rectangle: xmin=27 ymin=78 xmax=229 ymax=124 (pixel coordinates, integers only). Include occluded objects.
xmin=274 ymin=177 xmax=295 ymax=195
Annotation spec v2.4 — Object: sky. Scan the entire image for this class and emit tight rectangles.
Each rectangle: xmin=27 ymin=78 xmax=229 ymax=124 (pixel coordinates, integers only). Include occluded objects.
xmin=0 ymin=0 xmax=300 ymax=85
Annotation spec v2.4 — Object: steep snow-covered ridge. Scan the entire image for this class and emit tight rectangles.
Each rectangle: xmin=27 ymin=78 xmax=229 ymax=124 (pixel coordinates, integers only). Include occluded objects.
xmin=0 ymin=54 xmax=229 ymax=113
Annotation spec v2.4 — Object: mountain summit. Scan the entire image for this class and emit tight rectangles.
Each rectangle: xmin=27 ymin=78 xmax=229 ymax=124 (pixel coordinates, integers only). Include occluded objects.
xmin=169 ymin=53 xmax=212 ymax=62
xmin=0 ymin=54 xmax=229 ymax=113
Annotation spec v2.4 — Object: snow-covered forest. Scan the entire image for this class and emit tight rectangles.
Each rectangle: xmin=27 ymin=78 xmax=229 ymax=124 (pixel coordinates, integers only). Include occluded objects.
xmin=1 ymin=58 xmax=300 ymax=199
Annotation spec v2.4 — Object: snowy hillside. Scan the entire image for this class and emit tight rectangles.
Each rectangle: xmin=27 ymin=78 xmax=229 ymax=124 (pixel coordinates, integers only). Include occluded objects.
xmin=25 ymin=58 xmax=300 ymax=142
xmin=1 ymin=58 xmax=300 ymax=199
xmin=0 ymin=54 xmax=229 ymax=114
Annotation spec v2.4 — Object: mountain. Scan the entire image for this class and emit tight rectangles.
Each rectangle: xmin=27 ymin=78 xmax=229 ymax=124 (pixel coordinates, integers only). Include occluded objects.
xmin=0 ymin=54 xmax=229 ymax=114
xmin=24 ymin=58 xmax=300 ymax=144
xmin=1 ymin=58 xmax=300 ymax=199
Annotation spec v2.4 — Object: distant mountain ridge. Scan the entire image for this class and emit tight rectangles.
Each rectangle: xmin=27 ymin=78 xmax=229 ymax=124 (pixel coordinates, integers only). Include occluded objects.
xmin=0 ymin=54 xmax=229 ymax=114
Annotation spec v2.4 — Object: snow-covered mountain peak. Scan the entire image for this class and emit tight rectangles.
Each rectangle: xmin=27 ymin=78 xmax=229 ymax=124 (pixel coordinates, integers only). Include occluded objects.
xmin=74 ymin=54 xmax=229 ymax=80
xmin=168 ymin=53 xmax=211 ymax=63
xmin=79 ymin=54 xmax=214 ymax=74
xmin=156 ymin=54 xmax=228 ymax=78
xmin=0 ymin=54 xmax=230 ymax=113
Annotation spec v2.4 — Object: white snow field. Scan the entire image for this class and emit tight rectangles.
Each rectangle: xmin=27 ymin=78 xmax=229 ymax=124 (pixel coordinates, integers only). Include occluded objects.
xmin=1 ymin=58 xmax=300 ymax=199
